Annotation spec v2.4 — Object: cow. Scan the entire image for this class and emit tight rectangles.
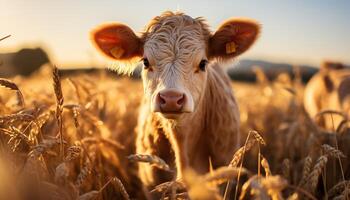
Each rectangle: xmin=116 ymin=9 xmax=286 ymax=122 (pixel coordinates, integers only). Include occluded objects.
xmin=0 ymin=48 xmax=50 ymax=77
xmin=90 ymin=11 xmax=260 ymax=187
xmin=304 ymin=61 xmax=350 ymax=130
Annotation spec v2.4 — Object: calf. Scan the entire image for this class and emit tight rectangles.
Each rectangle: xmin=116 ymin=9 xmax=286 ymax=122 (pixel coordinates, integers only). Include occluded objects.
xmin=304 ymin=61 xmax=350 ymax=130
xmin=91 ymin=11 xmax=260 ymax=186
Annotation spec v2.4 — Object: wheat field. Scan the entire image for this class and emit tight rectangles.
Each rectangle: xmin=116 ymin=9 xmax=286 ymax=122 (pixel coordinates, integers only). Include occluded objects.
xmin=0 ymin=65 xmax=349 ymax=200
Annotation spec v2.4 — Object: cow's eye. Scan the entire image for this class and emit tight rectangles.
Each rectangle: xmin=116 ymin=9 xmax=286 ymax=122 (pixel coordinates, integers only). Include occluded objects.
xmin=199 ymin=60 xmax=208 ymax=71
xmin=143 ymin=58 xmax=150 ymax=69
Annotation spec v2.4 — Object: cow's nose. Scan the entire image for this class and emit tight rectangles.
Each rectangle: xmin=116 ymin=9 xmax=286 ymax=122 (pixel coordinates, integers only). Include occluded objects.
xmin=157 ymin=89 xmax=185 ymax=113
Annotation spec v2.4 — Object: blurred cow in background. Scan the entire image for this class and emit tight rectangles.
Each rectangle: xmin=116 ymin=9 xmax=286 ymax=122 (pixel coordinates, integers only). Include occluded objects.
xmin=304 ymin=61 xmax=350 ymax=130
xmin=0 ymin=47 xmax=50 ymax=77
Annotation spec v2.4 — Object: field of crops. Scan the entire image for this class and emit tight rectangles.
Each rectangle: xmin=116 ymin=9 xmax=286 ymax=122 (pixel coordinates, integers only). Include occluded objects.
xmin=0 ymin=65 xmax=349 ymax=200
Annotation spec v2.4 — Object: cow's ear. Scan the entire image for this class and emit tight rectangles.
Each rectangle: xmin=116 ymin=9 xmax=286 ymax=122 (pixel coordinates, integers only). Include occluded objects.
xmin=90 ymin=23 xmax=143 ymax=60
xmin=209 ymin=19 xmax=260 ymax=60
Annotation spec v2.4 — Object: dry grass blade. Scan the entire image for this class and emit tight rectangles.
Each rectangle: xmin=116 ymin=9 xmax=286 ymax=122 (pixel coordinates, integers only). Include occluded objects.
xmin=322 ymin=144 xmax=346 ymax=158
xmin=0 ymin=34 xmax=11 ymax=41
xmin=0 ymin=78 xmax=25 ymax=106
xmin=203 ymin=166 xmax=248 ymax=185
xmin=10 ymin=126 xmax=31 ymax=145
xmin=111 ymin=177 xmax=130 ymax=200
xmin=2 ymin=126 xmax=31 ymax=151
xmin=127 ymin=154 xmax=172 ymax=172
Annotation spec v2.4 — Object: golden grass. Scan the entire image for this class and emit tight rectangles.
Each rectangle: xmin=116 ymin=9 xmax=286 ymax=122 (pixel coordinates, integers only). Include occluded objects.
xmin=0 ymin=65 xmax=349 ymax=200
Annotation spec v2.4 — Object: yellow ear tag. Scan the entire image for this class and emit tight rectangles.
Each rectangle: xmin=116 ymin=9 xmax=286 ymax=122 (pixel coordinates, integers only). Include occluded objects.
xmin=110 ymin=46 xmax=125 ymax=59
xmin=225 ymin=42 xmax=236 ymax=54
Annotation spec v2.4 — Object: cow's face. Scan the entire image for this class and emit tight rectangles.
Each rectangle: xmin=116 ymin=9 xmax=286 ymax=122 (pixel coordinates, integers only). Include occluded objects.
xmin=91 ymin=12 xmax=260 ymax=119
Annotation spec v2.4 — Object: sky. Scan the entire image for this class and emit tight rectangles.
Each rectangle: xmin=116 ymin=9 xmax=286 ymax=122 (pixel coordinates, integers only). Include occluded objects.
xmin=0 ymin=0 xmax=349 ymax=68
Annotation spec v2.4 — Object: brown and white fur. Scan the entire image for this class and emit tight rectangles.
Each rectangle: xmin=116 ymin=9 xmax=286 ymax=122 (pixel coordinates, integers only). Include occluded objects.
xmin=90 ymin=11 xmax=260 ymax=187
xmin=304 ymin=61 xmax=350 ymax=130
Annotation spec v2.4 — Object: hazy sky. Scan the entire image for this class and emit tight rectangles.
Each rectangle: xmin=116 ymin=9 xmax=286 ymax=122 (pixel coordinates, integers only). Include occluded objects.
xmin=1 ymin=0 xmax=349 ymax=68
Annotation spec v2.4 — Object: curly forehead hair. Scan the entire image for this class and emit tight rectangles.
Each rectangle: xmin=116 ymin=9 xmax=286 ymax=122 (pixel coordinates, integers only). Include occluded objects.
xmin=142 ymin=11 xmax=211 ymax=41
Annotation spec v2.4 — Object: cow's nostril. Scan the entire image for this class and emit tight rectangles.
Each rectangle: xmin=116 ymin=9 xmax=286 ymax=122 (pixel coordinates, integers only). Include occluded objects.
xmin=159 ymin=94 xmax=166 ymax=104
xmin=177 ymin=95 xmax=184 ymax=106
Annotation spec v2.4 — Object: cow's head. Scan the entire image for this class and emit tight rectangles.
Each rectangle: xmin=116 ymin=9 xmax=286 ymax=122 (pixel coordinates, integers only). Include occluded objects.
xmin=91 ymin=12 xmax=260 ymax=119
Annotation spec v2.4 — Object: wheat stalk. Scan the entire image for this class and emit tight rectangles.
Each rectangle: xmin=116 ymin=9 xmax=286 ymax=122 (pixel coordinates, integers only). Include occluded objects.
xmin=64 ymin=145 xmax=82 ymax=162
xmin=229 ymin=139 xmax=255 ymax=167
xmin=239 ymin=175 xmax=269 ymax=200
xmin=111 ymin=177 xmax=130 ymax=200
xmin=76 ymin=147 xmax=97 ymax=188
xmin=261 ymin=175 xmax=288 ymax=200
xmin=282 ymin=159 xmax=291 ymax=182
xmin=75 ymin=163 xmax=93 ymax=188
xmin=251 ymin=130 xmax=266 ymax=145
xmin=328 ymin=180 xmax=349 ymax=197
xmin=78 ymin=190 xmax=99 ymax=200
xmin=29 ymin=138 xmax=65 ymax=158
xmin=52 ymin=66 xmax=64 ymax=160
xmin=322 ymin=144 xmax=346 ymax=158
xmin=151 ymin=180 xmax=186 ymax=200
xmin=127 ymin=154 xmax=172 ymax=172
xmin=261 ymin=155 xmax=272 ymax=177
xmin=163 ymin=192 xmax=189 ymax=200
xmin=54 ymin=162 xmax=70 ymax=185
xmin=299 ymin=156 xmax=312 ymax=186
xmin=0 ymin=78 xmax=25 ymax=106
xmin=0 ymin=113 xmax=34 ymax=123
xmin=305 ymin=155 xmax=328 ymax=192
xmin=203 ymin=166 xmax=248 ymax=185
